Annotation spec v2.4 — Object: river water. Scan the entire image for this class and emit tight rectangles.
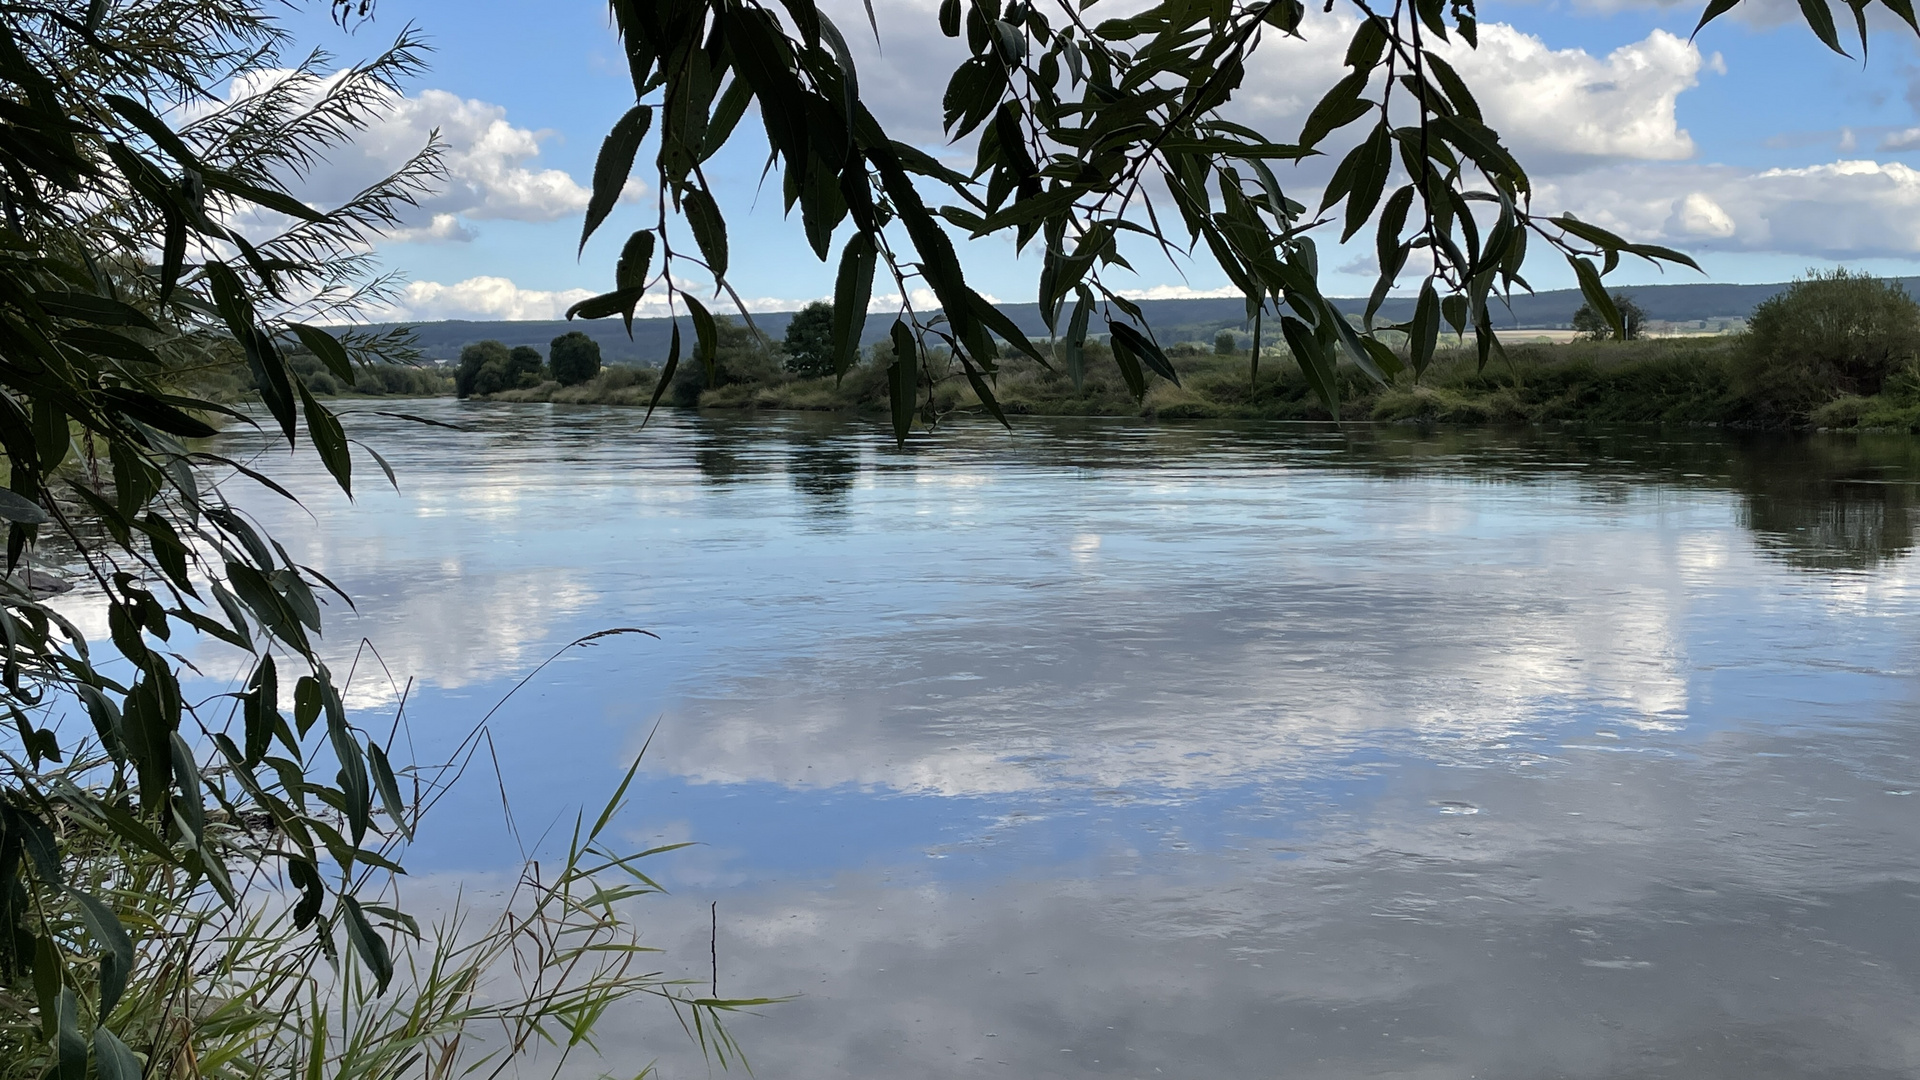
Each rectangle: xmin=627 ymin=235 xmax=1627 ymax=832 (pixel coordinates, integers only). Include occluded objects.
xmin=214 ymin=403 xmax=1920 ymax=1079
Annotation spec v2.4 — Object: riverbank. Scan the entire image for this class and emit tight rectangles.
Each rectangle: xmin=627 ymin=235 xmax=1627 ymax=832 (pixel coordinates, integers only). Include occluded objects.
xmin=471 ymin=334 xmax=1920 ymax=432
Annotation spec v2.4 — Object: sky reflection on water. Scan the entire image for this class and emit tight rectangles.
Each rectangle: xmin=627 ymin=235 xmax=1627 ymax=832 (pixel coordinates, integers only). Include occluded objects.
xmin=219 ymin=405 xmax=1920 ymax=1078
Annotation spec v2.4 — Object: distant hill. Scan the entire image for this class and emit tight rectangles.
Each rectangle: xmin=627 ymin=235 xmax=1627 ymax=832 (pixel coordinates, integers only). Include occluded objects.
xmin=360 ymin=277 xmax=1900 ymax=366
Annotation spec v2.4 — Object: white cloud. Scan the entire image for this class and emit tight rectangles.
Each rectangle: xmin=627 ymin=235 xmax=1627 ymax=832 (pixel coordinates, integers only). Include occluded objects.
xmin=384 ymin=277 xmax=598 ymax=321
xmin=1435 ymin=26 xmax=1702 ymax=163
xmin=1881 ymin=127 xmax=1920 ymax=151
xmin=211 ymin=70 xmax=632 ymax=245
xmin=1670 ymin=191 xmax=1737 ymax=237
xmin=1123 ymin=284 xmax=1242 ymax=301
xmin=377 ymin=276 xmax=814 ymax=321
xmin=1547 ymin=159 xmax=1920 ymax=257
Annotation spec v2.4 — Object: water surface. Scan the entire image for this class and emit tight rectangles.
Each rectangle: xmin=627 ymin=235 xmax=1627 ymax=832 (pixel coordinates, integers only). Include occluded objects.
xmin=219 ymin=405 xmax=1920 ymax=1079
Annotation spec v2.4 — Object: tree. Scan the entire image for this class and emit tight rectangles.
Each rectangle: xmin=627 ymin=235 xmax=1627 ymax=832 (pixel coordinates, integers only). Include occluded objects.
xmin=510 ymin=343 xmax=548 ymax=384
xmin=1215 ymin=330 xmax=1240 ymax=355
xmin=1572 ymin=294 xmax=1646 ymax=340
xmin=549 ymin=331 xmax=602 ymax=385
xmin=1734 ymin=269 xmax=1920 ymax=420
xmin=783 ymin=301 xmax=837 ymax=377
xmin=457 ymin=339 xmax=510 ymax=397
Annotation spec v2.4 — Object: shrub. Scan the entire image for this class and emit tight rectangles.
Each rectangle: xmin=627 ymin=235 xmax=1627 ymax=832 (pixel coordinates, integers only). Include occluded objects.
xmin=1214 ymin=329 xmax=1239 ymax=354
xmin=1734 ymin=268 xmax=1920 ymax=423
xmin=549 ymin=331 xmax=602 ymax=385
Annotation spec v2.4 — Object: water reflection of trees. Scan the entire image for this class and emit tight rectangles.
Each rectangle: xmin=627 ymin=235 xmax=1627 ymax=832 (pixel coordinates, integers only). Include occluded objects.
xmin=786 ymin=440 xmax=860 ymax=512
xmin=681 ymin=415 xmax=1920 ymax=573
xmin=1344 ymin=427 xmax=1920 ymax=572
xmin=1327 ymin=426 xmax=1920 ymax=572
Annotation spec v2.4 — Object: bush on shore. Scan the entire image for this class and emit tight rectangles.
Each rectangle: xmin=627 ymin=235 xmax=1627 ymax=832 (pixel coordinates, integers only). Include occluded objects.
xmin=1732 ymin=269 xmax=1920 ymax=425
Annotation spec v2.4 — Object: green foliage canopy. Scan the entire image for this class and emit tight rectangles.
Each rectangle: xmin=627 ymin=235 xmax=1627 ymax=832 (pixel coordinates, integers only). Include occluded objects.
xmin=783 ymin=301 xmax=837 ymax=377
xmin=1735 ymin=269 xmax=1920 ymax=421
xmin=549 ymin=330 xmax=603 ymax=385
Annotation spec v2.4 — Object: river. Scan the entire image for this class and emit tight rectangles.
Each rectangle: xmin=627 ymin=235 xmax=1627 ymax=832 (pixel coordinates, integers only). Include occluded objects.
xmin=209 ymin=403 xmax=1920 ymax=1078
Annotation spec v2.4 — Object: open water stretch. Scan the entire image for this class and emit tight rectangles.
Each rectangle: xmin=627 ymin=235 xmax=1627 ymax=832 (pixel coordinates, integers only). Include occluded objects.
xmin=197 ymin=404 xmax=1920 ymax=1079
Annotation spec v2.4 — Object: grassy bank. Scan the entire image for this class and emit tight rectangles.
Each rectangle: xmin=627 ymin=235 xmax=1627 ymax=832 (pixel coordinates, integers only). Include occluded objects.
xmin=477 ymin=333 xmax=1907 ymax=429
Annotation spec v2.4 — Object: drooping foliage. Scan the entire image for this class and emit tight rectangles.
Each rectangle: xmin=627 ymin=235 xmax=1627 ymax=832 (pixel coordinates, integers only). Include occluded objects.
xmin=0 ymin=0 xmax=516 ymax=1067
xmin=1 ymin=0 xmax=763 ymax=1071
xmin=570 ymin=0 xmax=1911 ymax=440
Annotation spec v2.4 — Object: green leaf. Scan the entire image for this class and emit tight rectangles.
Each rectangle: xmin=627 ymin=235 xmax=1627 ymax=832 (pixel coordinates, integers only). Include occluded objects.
xmin=1422 ymin=52 xmax=1482 ymax=122
xmin=682 ymin=188 xmax=729 ymax=280
xmin=290 ymin=324 xmax=354 ymax=385
xmin=1567 ymin=254 xmax=1623 ymax=339
xmin=0 ymin=487 xmax=48 ymax=524
xmin=970 ymin=290 xmax=1048 ymax=367
xmin=1343 ymin=123 xmax=1393 ymax=242
xmin=647 ymin=324 xmax=681 ymax=420
xmin=1796 ymin=0 xmax=1850 ymax=53
xmin=56 ymin=988 xmax=84 ymax=1080
xmin=1410 ymin=278 xmax=1441 ymax=376
xmin=34 ymin=290 xmax=160 ymax=331
xmin=69 ymin=890 xmax=132 ymax=1016
xmin=202 ymin=169 xmax=325 ymax=222
xmin=1299 ymin=73 xmax=1371 ymax=150
xmin=942 ymin=56 xmax=1009 ymax=138
xmin=168 ymin=731 xmax=207 ymax=844
xmin=1279 ymin=315 xmax=1338 ymax=417
xmin=96 ymin=388 xmax=217 ymax=439
xmin=616 ymin=231 xmax=656 ymax=292
xmin=297 ymin=382 xmax=350 ymax=497
xmin=685 ymin=295 xmax=718 ymax=378
xmin=368 ymin=741 xmax=410 ymax=840
xmin=831 ymin=234 xmax=876 ymax=378
xmin=1881 ymin=0 xmax=1920 ymax=35
xmin=581 ymin=105 xmax=652 ymax=253
xmin=1108 ymin=321 xmax=1179 ymax=386
xmin=960 ymin=356 xmax=1011 ymax=429
xmin=93 ymin=1027 xmax=142 ymax=1080
xmin=702 ymin=78 xmax=754 ymax=163
xmin=1059 ymin=290 xmax=1091 ymax=392
xmin=565 ymin=286 xmax=646 ymax=322
xmin=888 ymin=321 xmax=917 ymax=446
xmin=340 ymin=895 xmax=394 ymax=993
xmin=1107 ymin=329 xmax=1149 ymax=400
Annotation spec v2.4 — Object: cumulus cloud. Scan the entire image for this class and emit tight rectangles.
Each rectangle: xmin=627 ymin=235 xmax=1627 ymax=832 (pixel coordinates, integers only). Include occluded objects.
xmin=212 ymin=69 xmax=628 ymax=245
xmin=380 ymin=277 xmax=598 ymax=321
xmin=1434 ymin=27 xmax=1703 ymax=163
xmin=1543 ymin=159 xmax=1920 ymax=257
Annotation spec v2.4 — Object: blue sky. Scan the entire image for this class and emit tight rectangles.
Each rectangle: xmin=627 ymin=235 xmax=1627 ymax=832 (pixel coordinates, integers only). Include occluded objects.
xmin=274 ymin=0 xmax=1920 ymax=321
